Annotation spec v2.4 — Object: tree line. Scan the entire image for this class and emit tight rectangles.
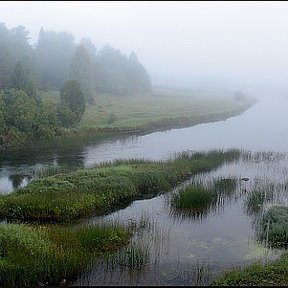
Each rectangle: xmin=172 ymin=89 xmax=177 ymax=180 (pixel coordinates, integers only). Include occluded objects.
xmin=0 ymin=23 xmax=152 ymax=147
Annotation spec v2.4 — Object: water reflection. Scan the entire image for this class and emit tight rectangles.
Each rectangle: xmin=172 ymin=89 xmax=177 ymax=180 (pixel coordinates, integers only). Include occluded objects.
xmin=167 ymin=178 xmax=238 ymax=223
xmin=73 ymin=152 xmax=287 ymax=285
xmin=2 ymin=98 xmax=288 ymax=193
xmin=9 ymin=174 xmax=32 ymax=190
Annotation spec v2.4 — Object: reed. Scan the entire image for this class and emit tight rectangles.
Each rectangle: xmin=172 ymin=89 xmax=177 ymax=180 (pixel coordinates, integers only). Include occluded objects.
xmin=257 ymin=205 xmax=288 ymax=247
xmin=169 ymin=177 xmax=237 ymax=221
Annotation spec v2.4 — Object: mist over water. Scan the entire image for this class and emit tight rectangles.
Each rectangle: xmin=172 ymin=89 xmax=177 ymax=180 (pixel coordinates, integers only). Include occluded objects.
xmin=1 ymin=93 xmax=288 ymax=193
xmin=1 ymin=2 xmax=288 ymax=285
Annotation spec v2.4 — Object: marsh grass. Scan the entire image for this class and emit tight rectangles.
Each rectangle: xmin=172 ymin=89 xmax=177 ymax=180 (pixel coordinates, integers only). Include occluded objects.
xmin=93 ymin=214 xmax=171 ymax=284
xmin=0 ymin=222 xmax=131 ymax=287
xmin=244 ymin=191 xmax=264 ymax=214
xmin=169 ymin=177 xmax=237 ymax=221
xmin=0 ymin=149 xmax=241 ymax=223
xmin=213 ymin=178 xmax=237 ymax=195
xmin=34 ymin=164 xmax=84 ymax=178
xmin=170 ymin=185 xmax=218 ymax=220
xmin=213 ymin=251 xmax=288 ymax=286
xmin=257 ymin=205 xmax=288 ymax=248
xmin=112 ymin=244 xmax=150 ymax=270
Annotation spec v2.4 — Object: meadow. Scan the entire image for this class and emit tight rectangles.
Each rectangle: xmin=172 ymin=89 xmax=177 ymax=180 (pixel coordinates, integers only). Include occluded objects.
xmin=41 ymin=87 xmax=255 ymax=137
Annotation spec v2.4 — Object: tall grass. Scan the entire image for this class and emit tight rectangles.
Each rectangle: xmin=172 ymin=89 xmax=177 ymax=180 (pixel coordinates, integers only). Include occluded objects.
xmin=0 ymin=149 xmax=241 ymax=223
xmin=169 ymin=178 xmax=237 ymax=221
xmin=170 ymin=185 xmax=218 ymax=220
xmin=112 ymin=244 xmax=150 ymax=270
xmin=0 ymin=223 xmax=131 ymax=287
xmin=34 ymin=164 xmax=84 ymax=178
xmin=257 ymin=205 xmax=288 ymax=247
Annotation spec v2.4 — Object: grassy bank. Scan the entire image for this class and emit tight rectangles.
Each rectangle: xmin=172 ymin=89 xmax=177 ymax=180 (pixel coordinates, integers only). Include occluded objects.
xmin=213 ymin=251 xmax=288 ymax=286
xmin=42 ymin=87 xmax=256 ymax=139
xmin=0 ymin=149 xmax=241 ymax=223
xmin=0 ymin=222 xmax=131 ymax=287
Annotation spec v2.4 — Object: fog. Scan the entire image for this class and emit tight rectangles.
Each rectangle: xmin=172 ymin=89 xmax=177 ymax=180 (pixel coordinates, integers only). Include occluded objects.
xmin=1 ymin=1 xmax=288 ymax=96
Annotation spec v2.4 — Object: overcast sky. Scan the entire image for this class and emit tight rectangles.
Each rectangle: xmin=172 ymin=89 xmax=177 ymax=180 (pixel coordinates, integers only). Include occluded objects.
xmin=1 ymin=1 xmax=288 ymax=94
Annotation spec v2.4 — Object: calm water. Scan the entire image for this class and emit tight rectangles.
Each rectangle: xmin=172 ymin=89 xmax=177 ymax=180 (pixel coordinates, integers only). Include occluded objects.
xmin=1 ymin=95 xmax=288 ymax=193
xmin=1 ymin=95 xmax=288 ymax=285
xmin=72 ymin=152 xmax=287 ymax=285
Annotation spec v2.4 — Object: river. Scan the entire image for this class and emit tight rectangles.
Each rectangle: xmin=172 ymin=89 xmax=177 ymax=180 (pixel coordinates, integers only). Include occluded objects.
xmin=1 ymin=95 xmax=288 ymax=285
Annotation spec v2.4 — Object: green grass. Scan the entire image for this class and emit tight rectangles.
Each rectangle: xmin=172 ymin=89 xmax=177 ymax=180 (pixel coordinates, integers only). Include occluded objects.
xmin=258 ymin=206 xmax=288 ymax=247
xmin=40 ymin=87 xmax=255 ymax=139
xmin=78 ymin=88 xmax=255 ymax=132
xmin=170 ymin=178 xmax=237 ymax=220
xmin=172 ymin=185 xmax=216 ymax=209
xmin=244 ymin=190 xmax=267 ymax=216
xmin=0 ymin=149 xmax=241 ymax=223
xmin=0 ymin=222 xmax=131 ymax=287
xmin=213 ymin=252 xmax=288 ymax=286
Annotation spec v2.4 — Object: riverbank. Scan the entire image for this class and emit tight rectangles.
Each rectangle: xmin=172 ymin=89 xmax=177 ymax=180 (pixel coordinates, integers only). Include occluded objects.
xmin=1 ymin=88 xmax=255 ymax=150
xmin=24 ymin=87 xmax=256 ymax=149
xmin=66 ymin=88 xmax=256 ymax=137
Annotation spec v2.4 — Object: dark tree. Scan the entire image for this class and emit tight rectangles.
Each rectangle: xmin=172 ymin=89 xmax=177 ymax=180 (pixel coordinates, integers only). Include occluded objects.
xmin=36 ymin=28 xmax=76 ymax=89
xmin=0 ymin=23 xmax=34 ymax=89
xmin=12 ymin=60 xmax=36 ymax=98
xmin=96 ymin=45 xmax=152 ymax=96
xmin=59 ymin=80 xmax=85 ymax=126
xmin=70 ymin=45 xmax=95 ymax=104
xmin=0 ymin=94 xmax=5 ymax=134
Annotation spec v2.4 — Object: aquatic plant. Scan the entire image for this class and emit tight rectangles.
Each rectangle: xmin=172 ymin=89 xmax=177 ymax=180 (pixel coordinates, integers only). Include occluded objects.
xmin=170 ymin=185 xmax=217 ymax=217
xmin=257 ymin=205 xmax=288 ymax=247
xmin=169 ymin=177 xmax=237 ymax=221
xmin=244 ymin=190 xmax=266 ymax=215
xmin=114 ymin=244 xmax=150 ymax=270
xmin=212 ymin=178 xmax=237 ymax=195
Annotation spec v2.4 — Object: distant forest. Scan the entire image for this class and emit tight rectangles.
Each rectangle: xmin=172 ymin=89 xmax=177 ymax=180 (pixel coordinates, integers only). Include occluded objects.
xmin=0 ymin=23 xmax=152 ymax=147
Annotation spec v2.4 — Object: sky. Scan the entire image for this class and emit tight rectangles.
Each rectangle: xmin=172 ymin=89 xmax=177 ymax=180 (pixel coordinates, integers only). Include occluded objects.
xmin=1 ymin=1 xmax=288 ymax=95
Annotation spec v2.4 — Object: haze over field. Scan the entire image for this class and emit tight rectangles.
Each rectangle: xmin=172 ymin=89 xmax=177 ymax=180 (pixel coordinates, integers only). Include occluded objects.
xmin=0 ymin=1 xmax=287 ymax=96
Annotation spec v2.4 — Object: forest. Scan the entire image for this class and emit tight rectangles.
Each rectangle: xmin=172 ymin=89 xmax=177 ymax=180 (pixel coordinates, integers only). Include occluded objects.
xmin=0 ymin=23 xmax=151 ymax=147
